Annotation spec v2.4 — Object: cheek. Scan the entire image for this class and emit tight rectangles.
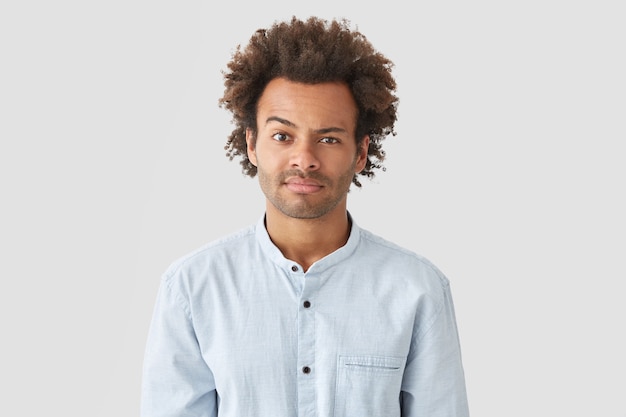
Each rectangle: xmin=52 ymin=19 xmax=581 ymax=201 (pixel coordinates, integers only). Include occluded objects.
xmin=253 ymin=148 xmax=279 ymax=171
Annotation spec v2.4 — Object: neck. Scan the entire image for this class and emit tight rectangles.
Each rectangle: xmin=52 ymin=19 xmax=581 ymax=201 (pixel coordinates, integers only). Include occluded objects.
xmin=265 ymin=204 xmax=351 ymax=272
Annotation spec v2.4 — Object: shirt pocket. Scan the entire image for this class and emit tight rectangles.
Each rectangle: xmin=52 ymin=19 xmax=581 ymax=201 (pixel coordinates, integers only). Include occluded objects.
xmin=334 ymin=355 xmax=405 ymax=417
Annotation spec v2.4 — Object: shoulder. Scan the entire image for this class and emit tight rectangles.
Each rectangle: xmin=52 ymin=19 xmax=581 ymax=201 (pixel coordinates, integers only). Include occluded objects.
xmin=162 ymin=223 xmax=257 ymax=284
xmin=356 ymin=227 xmax=451 ymax=289
xmin=353 ymin=226 xmax=456 ymax=337
xmin=358 ymin=228 xmax=446 ymax=275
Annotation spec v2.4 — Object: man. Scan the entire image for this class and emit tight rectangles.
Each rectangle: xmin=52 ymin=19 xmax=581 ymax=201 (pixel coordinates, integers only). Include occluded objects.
xmin=141 ymin=16 xmax=470 ymax=417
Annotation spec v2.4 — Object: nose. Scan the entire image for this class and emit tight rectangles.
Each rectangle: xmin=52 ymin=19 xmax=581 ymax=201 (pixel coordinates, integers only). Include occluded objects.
xmin=290 ymin=140 xmax=320 ymax=171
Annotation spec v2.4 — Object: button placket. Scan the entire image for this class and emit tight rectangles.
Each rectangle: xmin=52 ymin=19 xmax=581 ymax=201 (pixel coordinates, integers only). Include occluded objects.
xmin=297 ymin=272 xmax=317 ymax=414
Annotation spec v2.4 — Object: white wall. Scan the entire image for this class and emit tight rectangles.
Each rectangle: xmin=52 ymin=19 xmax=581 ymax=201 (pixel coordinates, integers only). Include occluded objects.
xmin=1 ymin=1 xmax=624 ymax=416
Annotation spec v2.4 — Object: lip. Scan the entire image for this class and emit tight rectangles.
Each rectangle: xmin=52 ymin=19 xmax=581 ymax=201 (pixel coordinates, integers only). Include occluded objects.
xmin=284 ymin=178 xmax=323 ymax=194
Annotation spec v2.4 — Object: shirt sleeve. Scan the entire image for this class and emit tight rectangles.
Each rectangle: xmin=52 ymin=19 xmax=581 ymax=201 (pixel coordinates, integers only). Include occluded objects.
xmin=400 ymin=280 xmax=470 ymax=417
xmin=141 ymin=275 xmax=218 ymax=417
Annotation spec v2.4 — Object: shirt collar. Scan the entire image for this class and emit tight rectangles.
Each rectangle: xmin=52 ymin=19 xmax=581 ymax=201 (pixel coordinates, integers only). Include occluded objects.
xmin=254 ymin=212 xmax=361 ymax=274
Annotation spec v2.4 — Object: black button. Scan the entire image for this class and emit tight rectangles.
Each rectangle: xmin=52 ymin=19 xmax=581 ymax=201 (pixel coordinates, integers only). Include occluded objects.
xmin=291 ymin=265 xmax=298 ymax=272
xmin=302 ymin=366 xmax=311 ymax=374
xmin=303 ymin=300 xmax=311 ymax=308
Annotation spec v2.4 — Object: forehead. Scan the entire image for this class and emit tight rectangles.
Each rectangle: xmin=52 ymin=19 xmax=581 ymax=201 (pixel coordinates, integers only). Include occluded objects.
xmin=256 ymin=78 xmax=358 ymax=129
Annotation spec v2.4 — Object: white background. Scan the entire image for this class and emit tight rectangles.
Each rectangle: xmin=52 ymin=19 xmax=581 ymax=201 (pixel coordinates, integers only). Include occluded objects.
xmin=1 ymin=1 xmax=624 ymax=416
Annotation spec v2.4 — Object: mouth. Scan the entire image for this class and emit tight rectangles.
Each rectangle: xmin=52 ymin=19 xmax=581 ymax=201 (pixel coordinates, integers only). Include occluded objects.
xmin=284 ymin=177 xmax=324 ymax=194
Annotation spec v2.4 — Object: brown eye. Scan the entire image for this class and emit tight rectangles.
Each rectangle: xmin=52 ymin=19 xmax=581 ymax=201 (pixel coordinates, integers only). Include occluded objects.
xmin=272 ymin=133 xmax=289 ymax=142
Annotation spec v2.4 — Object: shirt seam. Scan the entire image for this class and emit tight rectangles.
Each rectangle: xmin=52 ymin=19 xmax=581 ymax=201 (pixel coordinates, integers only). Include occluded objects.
xmin=413 ymin=280 xmax=449 ymax=345
xmin=359 ymin=230 xmax=450 ymax=287
xmin=163 ymin=271 xmax=192 ymax=319
xmin=167 ymin=226 xmax=256 ymax=276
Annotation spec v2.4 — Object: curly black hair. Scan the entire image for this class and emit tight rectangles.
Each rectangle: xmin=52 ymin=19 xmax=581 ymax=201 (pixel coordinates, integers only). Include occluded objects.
xmin=219 ymin=16 xmax=398 ymax=187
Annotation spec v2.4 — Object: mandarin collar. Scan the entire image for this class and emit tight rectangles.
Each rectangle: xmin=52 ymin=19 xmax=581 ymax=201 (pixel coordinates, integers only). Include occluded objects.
xmin=255 ymin=212 xmax=361 ymax=274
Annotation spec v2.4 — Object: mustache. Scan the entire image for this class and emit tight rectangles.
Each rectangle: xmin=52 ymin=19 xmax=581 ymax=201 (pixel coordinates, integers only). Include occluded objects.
xmin=278 ymin=169 xmax=330 ymax=185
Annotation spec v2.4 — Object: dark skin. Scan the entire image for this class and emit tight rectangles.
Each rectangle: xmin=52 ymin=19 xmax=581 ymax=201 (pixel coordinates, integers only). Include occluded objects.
xmin=220 ymin=16 xmax=397 ymax=188
xmin=246 ymin=78 xmax=369 ymax=271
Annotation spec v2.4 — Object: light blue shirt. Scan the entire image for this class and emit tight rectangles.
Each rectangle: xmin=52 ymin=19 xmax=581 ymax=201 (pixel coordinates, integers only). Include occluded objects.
xmin=141 ymin=214 xmax=469 ymax=417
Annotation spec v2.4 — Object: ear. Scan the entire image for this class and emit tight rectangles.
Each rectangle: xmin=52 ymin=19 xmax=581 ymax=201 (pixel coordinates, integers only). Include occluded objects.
xmin=355 ymin=135 xmax=370 ymax=173
xmin=246 ymin=128 xmax=258 ymax=167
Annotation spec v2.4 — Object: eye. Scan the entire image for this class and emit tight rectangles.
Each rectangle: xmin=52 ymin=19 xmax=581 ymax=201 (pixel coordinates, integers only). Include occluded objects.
xmin=320 ymin=137 xmax=339 ymax=144
xmin=271 ymin=132 xmax=289 ymax=142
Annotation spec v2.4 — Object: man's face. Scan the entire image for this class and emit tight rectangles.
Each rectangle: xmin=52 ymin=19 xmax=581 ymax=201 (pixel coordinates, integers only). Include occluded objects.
xmin=247 ymin=77 xmax=369 ymax=220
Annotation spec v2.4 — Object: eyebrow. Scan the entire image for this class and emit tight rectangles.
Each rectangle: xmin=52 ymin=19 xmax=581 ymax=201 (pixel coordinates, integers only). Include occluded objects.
xmin=265 ymin=116 xmax=348 ymax=135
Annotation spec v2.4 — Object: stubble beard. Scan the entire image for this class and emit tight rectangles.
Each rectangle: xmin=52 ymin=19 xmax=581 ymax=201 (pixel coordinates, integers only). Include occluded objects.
xmin=257 ymin=163 xmax=356 ymax=220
